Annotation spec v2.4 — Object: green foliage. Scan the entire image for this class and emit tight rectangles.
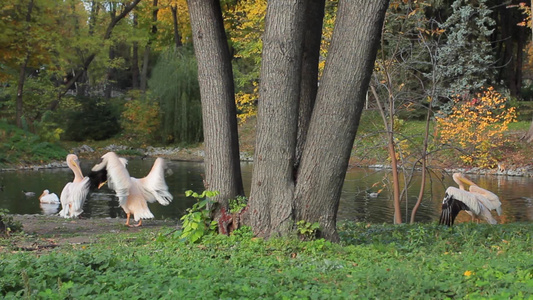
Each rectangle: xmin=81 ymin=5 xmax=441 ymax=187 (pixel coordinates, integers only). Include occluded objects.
xmin=179 ymin=190 xmax=219 ymax=243
xmin=0 ymin=120 xmax=67 ymax=165
xmin=296 ymin=220 xmax=320 ymax=240
xmin=62 ymin=97 xmax=121 ymax=142
xmin=149 ymin=46 xmax=203 ymax=145
xmin=0 ymin=209 xmax=22 ymax=235
xmin=229 ymin=195 xmax=248 ymax=214
xmin=436 ymin=0 xmax=496 ymax=97
xmin=0 ymin=222 xmax=531 ymax=298
xmin=120 ymin=90 xmax=161 ymax=144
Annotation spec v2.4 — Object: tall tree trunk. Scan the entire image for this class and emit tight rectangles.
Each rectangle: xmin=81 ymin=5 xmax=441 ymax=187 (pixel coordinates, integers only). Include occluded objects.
xmin=16 ymin=55 xmax=29 ymax=129
xmin=248 ymin=0 xmax=308 ymax=238
xmin=132 ymin=13 xmax=140 ymax=89
xmin=104 ymin=46 xmax=115 ymax=99
xmin=188 ymin=0 xmax=244 ymax=229
xmin=15 ymin=0 xmax=34 ymax=129
xmin=294 ymin=0 xmax=325 ymax=169
xmin=294 ymin=0 xmax=389 ymax=241
xmin=140 ymin=0 xmax=159 ymax=91
xmin=171 ymin=4 xmax=183 ymax=48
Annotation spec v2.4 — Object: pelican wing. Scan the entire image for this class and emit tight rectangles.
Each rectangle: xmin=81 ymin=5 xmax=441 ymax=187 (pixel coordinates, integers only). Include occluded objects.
xmin=444 ymin=187 xmax=482 ymax=215
xmin=138 ymin=158 xmax=173 ymax=205
xmin=59 ymin=178 xmax=90 ymax=218
xmin=59 ymin=182 xmax=72 ymax=218
xmin=469 ymin=185 xmax=502 ymax=215
xmin=439 ymin=190 xmax=470 ymax=226
xmin=69 ymin=177 xmax=90 ymax=217
xmin=92 ymin=152 xmax=131 ymax=204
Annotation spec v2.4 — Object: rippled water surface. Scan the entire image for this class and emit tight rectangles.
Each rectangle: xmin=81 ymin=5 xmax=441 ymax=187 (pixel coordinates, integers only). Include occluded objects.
xmin=1 ymin=159 xmax=531 ymax=224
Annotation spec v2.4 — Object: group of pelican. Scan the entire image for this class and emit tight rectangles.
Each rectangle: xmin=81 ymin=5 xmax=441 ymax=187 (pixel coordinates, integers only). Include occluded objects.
xmin=46 ymin=152 xmax=172 ymax=227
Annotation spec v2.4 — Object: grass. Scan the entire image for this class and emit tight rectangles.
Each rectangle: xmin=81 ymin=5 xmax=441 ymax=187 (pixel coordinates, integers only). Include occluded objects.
xmin=0 ymin=222 xmax=531 ymax=299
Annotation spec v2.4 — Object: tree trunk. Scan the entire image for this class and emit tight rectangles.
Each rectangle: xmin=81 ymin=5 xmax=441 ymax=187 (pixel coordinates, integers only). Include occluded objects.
xmin=16 ymin=56 xmax=29 ymax=129
xmin=15 ymin=0 xmax=34 ymax=129
xmin=248 ymin=0 xmax=308 ymax=238
xmin=171 ymin=4 xmax=183 ymax=48
xmin=294 ymin=0 xmax=389 ymax=241
xmin=104 ymin=46 xmax=115 ymax=99
xmin=294 ymin=0 xmax=325 ymax=169
xmin=188 ymin=0 xmax=244 ymax=232
xmin=132 ymin=13 xmax=140 ymax=89
xmin=140 ymin=0 xmax=159 ymax=92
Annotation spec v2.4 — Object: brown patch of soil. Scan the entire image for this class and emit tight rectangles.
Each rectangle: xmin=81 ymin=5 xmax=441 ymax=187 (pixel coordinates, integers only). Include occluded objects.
xmin=1 ymin=215 xmax=177 ymax=253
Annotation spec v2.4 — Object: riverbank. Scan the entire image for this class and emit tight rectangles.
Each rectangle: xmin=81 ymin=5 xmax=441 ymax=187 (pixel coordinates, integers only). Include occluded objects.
xmin=2 ymin=141 xmax=533 ymax=177
xmin=2 ymin=116 xmax=532 ymax=176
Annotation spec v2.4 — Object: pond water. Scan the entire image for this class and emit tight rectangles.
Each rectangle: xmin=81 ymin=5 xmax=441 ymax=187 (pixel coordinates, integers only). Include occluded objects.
xmin=1 ymin=159 xmax=532 ymax=224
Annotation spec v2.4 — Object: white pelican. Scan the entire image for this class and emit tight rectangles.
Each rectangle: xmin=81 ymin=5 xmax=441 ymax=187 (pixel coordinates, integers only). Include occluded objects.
xmin=39 ymin=190 xmax=60 ymax=204
xmin=59 ymin=154 xmax=107 ymax=218
xmin=91 ymin=152 xmax=173 ymax=227
xmin=439 ymin=173 xmax=502 ymax=226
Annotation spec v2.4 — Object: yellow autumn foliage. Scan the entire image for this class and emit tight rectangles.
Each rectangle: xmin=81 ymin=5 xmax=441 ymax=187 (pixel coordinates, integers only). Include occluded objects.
xmin=436 ymin=87 xmax=517 ymax=168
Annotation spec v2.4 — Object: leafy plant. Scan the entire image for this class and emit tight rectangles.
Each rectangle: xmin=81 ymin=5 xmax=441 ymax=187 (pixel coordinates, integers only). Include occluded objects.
xmin=229 ymin=195 xmax=248 ymax=214
xmin=120 ymin=90 xmax=161 ymax=144
xmin=296 ymin=220 xmax=320 ymax=240
xmin=63 ymin=97 xmax=121 ymax=142
xmin=0 ymin=209 xmax=22 ymax=236
xmin=436 ymin=87 xmax=517 ymax=168
xmin=179 ymin=190 xmax=219 ymax=243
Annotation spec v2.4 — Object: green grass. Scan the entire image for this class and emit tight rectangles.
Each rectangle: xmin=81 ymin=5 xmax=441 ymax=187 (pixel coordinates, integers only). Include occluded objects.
xmin=1 ymin=223 xmax=531 ymax=299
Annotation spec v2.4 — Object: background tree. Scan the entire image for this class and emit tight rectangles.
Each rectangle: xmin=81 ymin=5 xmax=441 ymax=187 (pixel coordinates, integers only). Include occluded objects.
xmin=187 ymin=0 xmax=245 ymax=231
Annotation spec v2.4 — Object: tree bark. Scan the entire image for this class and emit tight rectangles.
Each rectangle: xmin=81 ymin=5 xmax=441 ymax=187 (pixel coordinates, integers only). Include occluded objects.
xmin=132 ymin=12 xmax=140 ymax=89
xmin=294 ymin=0 xmax=390 ymax=241
xmin=140 ymin=0 xmax=159 ymax=92
xmin=171 ymin=4 xmax=183 ymax=48
xmin=294 ymin=0 xmax=325 ymax=169
xmin=188 ymin=0 xmax=244 ymax=224
xmin=248 ymin=0 xmax=308 ymax=238
xmin=15 ymin=0 xmax=34 ymax=128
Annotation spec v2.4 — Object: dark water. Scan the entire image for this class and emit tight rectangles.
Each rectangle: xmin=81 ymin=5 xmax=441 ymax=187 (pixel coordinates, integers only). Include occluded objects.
xmin=1 ymin=159 xmax=532 ymax=224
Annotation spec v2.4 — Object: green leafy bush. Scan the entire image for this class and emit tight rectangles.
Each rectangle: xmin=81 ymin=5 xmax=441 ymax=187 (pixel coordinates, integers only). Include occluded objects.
xmin=179 ymin=190 xmax=219 ymax=243
xmin=63 ymin=97 xmax=121 ymax=141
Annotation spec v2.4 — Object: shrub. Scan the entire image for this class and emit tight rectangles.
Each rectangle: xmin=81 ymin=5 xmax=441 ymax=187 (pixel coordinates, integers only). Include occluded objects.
xmin=63 ymin=97 xmax=121 ymax=141
xmin=120 ymin=91 xmax=161 ymax=144
xmin=436 ymin=87 xmax=517 ymax=168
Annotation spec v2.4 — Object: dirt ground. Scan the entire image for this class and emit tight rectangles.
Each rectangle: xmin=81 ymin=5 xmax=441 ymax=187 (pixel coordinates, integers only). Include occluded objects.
xmin=1 ymin=215 xmax=177 ymax=253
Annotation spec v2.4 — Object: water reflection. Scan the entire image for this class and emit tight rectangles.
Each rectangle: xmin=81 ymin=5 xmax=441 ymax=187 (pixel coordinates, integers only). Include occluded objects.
xmin=1 ymin=159 xmax=532 ymax=224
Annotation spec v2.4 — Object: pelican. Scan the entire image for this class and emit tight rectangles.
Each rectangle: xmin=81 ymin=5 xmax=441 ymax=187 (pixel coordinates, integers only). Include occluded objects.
xmin=91 ymin=152 xmax=173 ymax=227
xmin=59 ymin=154 xmax=107 ymax=218
xmin=39 ymin=190 xmax=60 ymax=204
xmin=439 ymin=173 xmax=502 ymax=226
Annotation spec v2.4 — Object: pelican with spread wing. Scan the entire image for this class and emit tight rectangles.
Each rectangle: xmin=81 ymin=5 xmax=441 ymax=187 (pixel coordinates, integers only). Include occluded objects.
xmin=91 ymin=152 xmax=173 ymax=227
xmin=439 ymin=173 xmax=502 ymax=226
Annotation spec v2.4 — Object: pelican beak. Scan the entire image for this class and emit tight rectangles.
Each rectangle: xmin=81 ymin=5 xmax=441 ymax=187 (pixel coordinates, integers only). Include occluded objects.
xmin=98 ymin=181 xmax=107 ymax=189
xmin=39 ymin=192 xmax=45 ymax=200
xmin=457 ymin=174 xmax=478 ymax=187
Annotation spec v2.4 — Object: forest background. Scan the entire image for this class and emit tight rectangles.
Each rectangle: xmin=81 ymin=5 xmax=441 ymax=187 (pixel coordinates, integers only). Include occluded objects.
xmin=0 ymin=0 xmax=532 ymax=172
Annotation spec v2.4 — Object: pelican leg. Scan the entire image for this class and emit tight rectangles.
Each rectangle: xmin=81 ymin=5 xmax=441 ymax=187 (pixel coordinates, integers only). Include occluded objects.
xmin=125 ymin=213 xmax=132 ymax=227
xmin=134 ymin=219 xmax=143 ymax=227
